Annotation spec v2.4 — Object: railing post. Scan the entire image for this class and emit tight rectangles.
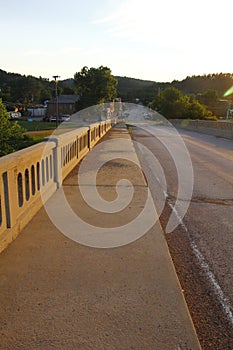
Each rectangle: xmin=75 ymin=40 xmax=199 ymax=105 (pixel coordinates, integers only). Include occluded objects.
xmin=5 ymin=167 xmax=18 ymax=230
xmin=2 ymin=171 xmax=11 ymax=229
xmin=44 ymin=137 xmax=62 ymax=189
xmin=54 ymin=138 xmax=63 ymax=189
xmin=88 ymin=126 xmax=91 ymax=150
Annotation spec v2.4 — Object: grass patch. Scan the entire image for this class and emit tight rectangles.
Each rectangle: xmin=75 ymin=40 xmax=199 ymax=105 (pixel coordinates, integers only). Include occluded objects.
xmin=25 ymin=130 xmax=54 ymax=141
xmin=17 ymin=120 xmax=82 ymax=132
xmin=17 ymin=120 xmax=57 ymax=131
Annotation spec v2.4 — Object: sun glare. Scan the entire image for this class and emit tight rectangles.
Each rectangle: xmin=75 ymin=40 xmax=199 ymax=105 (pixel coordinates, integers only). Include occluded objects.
xmin=224 ymin=86 xmax=233 ymax=97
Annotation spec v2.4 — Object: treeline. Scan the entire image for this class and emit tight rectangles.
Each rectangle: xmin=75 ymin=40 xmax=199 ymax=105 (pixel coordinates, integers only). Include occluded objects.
xmin=0 ymin=69 xmax=76 ymax=110
xmin=0 ymin=69 xmax=52 ymax=106
xmin=172 ymin=73 xmax=233 ymax=96
xmin=0 ymin=68 xmax=232 ymax=113
xmin=117 ymin=73 xmax=233 ymax=118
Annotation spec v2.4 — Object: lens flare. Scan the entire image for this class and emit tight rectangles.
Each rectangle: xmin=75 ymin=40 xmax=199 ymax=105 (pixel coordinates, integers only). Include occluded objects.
xmin=41 ymin=103 xmax=194 ymax=248
xmin=223 ymin=86 xmax=233 ymax=97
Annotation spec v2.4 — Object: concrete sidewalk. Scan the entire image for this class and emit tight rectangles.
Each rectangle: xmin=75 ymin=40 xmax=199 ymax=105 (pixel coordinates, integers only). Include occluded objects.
xmin=0 ymin=125 xmax=201 ymax=349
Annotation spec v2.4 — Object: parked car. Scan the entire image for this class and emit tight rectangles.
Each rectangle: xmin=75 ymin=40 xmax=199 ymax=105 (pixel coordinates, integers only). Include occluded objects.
xmin=47 ymin=115 xmax=71 ymax=123
xmin=8 ymin=111 xmax=21 ymax=120
xmin=60 ymin=114 xmax=70 ymax=122
xmin=49 ymin=115 xmax=57 ymax=122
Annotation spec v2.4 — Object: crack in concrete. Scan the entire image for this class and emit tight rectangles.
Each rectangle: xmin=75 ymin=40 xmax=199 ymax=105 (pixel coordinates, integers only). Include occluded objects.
xmin=191 ymin=197 xmax=233 ymax=206
xmin=166 ymin=194 xmax=233 ymax=207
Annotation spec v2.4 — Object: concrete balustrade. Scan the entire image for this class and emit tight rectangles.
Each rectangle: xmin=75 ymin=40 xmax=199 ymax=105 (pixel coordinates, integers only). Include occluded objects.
xmin=170 ymin=119 xmax=233 ymax=139
xmin=0 ymin=141 xmax=57 ymax=251
xmin=0 ymin=119 xmax=117 ymax=253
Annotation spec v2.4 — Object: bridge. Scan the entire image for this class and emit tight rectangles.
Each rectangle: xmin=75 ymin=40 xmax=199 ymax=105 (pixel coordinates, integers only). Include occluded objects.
xmin=0 ymin=120 xmax=202 ymax=349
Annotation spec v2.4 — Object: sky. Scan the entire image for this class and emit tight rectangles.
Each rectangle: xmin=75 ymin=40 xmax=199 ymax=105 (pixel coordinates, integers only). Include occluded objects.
xmin=0 ymin=0 xmax=232 ymax=82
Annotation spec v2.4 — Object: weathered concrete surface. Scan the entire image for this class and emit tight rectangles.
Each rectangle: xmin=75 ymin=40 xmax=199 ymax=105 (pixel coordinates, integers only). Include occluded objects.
xmin=0 ymin=125 xmax=200 ymax=349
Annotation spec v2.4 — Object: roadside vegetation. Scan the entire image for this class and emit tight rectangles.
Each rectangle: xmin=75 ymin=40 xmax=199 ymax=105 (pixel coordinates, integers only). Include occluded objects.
xmin=148 ymin=87 xmax=217 ymax=120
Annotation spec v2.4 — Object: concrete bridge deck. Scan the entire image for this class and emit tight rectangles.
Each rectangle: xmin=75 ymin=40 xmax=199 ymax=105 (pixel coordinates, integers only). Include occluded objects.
xmin=0 ymin=125 xmax=201 ymax=349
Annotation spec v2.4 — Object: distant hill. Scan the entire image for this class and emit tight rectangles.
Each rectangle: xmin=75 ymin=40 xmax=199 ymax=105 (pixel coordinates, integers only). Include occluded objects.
xmin=60 ymin=76 xmax=159 ymax=104
xmin=114 ymin=76 xmax=157 ymax=103
xmin=115 ymin=76 xmax=155 ymax=92
xmin=114 ymin=74 xmax=233 ymax=100
xmin=0 ymin=69 xmax=53 ymax=106
xmin=61 ymin=78 xmax=74 ymax=87
xmin=111 ymin=74 xmax=232 ymax=104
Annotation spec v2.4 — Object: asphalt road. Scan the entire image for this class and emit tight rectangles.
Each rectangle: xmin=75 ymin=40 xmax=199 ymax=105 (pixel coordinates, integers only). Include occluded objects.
xmin=130 ymin=123 xmax=233 ymax=349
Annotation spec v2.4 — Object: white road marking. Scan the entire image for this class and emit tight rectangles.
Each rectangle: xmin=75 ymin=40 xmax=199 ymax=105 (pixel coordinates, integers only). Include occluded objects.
xmin=167 ymin=201 xmax=233 ymax=326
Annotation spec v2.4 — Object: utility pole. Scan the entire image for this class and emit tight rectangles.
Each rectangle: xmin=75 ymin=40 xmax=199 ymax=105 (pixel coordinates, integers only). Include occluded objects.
xmin=53 ymin=75 xmax=60 ymax=127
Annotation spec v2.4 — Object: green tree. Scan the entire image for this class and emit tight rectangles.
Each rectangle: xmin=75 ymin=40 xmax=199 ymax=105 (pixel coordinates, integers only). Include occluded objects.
xmin=74 ymin=66 xmax=118 ymax=109
xmin=61 ymin=84 xmax=76 ymax=95
xmin=196 ymin=89 xmax=218 ymax=105
xmin=0 ymin=99 xmax=26 ymax=156
xmin=149 ymin=87 xmax=189 ymax=118
xmin=11 ymin=76 xmax=41 ymax=103
xmin=149 ymin=87 xmax=215 ymax=120
xmin=40 ymin=88 xmax=52 ymax=103
xmin=187 ymin=99 xmax=214 ymax=120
